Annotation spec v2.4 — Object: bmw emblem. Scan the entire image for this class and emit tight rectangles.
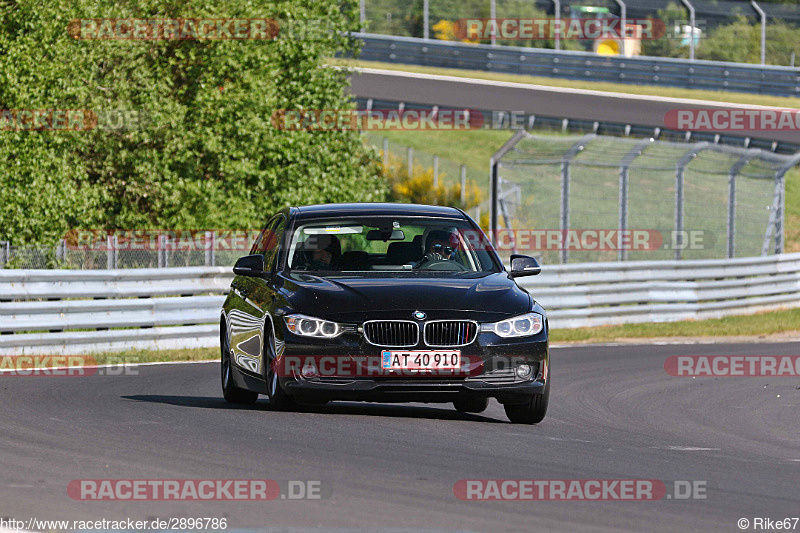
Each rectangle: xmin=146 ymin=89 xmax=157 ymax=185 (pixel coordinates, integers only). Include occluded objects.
xmin=413 ymin=311 xmax=426 ymax=320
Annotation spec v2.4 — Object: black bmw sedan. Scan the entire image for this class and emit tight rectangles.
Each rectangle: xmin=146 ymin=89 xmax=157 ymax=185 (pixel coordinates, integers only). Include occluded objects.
xmin=220 ymin=203 xmax=549 ymax=424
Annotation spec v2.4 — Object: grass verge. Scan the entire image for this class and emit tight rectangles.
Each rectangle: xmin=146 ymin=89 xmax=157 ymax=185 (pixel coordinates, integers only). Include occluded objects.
xmin=333 ymin=58 xmax=800 ymax=109
xmin=550 ymin=307 xmax=800 ymax=344
xmin=78 ymin=347 xmax=217 ymax=366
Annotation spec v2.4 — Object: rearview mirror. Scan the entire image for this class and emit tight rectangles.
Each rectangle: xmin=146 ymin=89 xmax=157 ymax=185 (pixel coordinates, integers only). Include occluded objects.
xmin=366 ymin=229 xmax=405 ymax=241
xmin=510 ymin=254 xmax=541 ymax=277
xmin=233 ymin=254 xmax=266 ymax=277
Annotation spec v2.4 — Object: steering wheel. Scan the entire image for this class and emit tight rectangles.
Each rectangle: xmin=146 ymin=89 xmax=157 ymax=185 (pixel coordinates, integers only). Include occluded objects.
xmin=415 ymin=256 xmax=468 ymax=271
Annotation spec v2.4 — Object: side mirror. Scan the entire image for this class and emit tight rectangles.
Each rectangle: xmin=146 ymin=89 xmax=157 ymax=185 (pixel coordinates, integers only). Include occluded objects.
xmin=233 ymin=254 xmax=266 ymax=277
xmin=509 ymin=254 xmax=541 ymax=278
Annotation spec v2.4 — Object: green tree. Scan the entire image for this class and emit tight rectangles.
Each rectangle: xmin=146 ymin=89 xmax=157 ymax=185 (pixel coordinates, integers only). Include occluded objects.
xmin=697 ymin=14 xmax=800 ymax=65
xmin=641 ymin=2 xmax=690 ymax=59
xmin=0 ymin=0 xmax=387 ymax=245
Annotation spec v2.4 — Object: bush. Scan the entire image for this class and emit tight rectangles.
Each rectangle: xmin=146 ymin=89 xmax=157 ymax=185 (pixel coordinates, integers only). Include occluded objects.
xmin=0 ymin=0 xmax=388 ymax=245
xmin=382 ymin=154 xmax=483 ymax=209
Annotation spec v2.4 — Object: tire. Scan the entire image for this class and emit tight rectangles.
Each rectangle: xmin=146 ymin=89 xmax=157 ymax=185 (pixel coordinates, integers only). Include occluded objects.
xmin=221 ymin=323 xmax=259 ymax=405
xmin=504 ymin=380 xmax=549 ymax=424
xmin=264 ymin=333 xmax=298 ymax=412
xmin=453 ymin=395 xmax=489 ymax=413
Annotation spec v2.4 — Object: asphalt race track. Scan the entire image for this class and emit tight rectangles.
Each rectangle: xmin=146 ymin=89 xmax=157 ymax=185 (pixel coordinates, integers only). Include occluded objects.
xmin=2 ymin=342 xmax=799 ymax=532
xmin=348 ymin=68 xmax=800 ymax=145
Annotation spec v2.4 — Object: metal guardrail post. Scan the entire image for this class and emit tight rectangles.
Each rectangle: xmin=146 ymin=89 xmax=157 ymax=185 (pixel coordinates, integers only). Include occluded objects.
xmin=751 ymin=0 xmax=766 ymax=66
xmin=359 ymin=0 xmax=366 ymax=31
xmin=0 ymin=241 xmax=8 ymax=267
xmin=613 ymin=0 xmax=627 ymax=57
xmin=618 ymin=139 xmax=652 ymax=261
xmin=490 ymin=0 xmax=496 ymax=46
xmin=423 ymin=0 xmax=429 ymax=40
xmin=679 ymin=0 xmax=696 ymax=60
xmin=552 ymin=0 xmax=561 ymax=51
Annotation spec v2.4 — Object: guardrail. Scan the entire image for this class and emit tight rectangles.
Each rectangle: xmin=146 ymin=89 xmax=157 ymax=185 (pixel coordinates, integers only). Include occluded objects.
xmin=1 ymin=254 xmax=798 ymax=354
xmin=0 ymin=268 xmax=231 ymax=355
xmin=521 ymin=252 xmax=800 ymax=328
xmin=354 ymin=33 xmax=800 ymax=97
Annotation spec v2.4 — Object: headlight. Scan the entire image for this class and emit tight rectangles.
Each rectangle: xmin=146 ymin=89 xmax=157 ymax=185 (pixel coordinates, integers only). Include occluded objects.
xmin=480 ymin=312 xmax=543 ymax=338
xmin=284 ymin=314 xmax=343 ymax=338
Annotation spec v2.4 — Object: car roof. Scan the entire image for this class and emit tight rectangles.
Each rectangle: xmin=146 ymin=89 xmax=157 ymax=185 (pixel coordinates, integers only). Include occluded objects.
xmin=293 ymin=203 xmax=466 ymax=219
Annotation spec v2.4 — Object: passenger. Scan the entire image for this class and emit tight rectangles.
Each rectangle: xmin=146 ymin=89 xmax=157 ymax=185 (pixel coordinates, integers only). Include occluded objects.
xmin=302 ymin=234 xmax=341 ymax=270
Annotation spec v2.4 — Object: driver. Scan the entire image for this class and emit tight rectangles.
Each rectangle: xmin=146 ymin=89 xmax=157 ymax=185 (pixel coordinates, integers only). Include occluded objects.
xmin=299 ymin=234 xmax=341 ymax=270
xmin=419 ymin=229 xmax=460 ymax=264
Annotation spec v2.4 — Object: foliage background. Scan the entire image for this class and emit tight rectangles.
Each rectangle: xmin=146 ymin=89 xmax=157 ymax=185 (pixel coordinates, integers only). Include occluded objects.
xmin=0 ymin=0 xmax=388 ymax=245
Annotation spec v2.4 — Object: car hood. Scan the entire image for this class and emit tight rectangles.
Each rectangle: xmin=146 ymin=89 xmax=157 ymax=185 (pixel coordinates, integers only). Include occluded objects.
xmin=278 ymin=272 xmax=531 ymax=322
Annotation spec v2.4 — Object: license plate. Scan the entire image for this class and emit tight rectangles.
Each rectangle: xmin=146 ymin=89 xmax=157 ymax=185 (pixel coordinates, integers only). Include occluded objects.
xmin=381 ymin=350 xmax=461 ymax=371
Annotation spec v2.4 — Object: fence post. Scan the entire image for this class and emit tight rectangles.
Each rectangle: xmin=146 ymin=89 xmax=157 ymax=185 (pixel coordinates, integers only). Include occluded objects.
xmin=0 ymin=241 xmax=8 ymax=267
xmin=433 ymin=155 xmax=439 ymax=188
xmin=619 ymin=139 xmax=651 ymax=261
xmin=489 ymin=130 xmax=528 ymax=248
xmin=560 ymin=134 xmax=596 ymax=264
xmin=770 ymin=151 xmax=800 ymax=253
xmin=679 ymin=0 xmax=696 ymax=61
xmin=158 ymin=235 xmax=166 ymax=268
xmin=727 ymin=172 xmax=737 ymax=259
xmin=407 ymin=147 xmax=413 ymax=178
xmin=460 ymin=165 xmax=466 ymax=206
xmin=726 ymin=151 xmax=755 ymax=259
xmin=423 ymin=0 xmax=429 ymax=40
xmin=675 ymin=142 xmax=708 ymax=260
xmin=56 ymin=239 xmax=66 ymax=264
xmin=106 ymin=235 xmax=114 ymax=269
xmin=205 ymin=231 xmax=216 ymax=267
xmin=383 ymin=137 xmax=389 ymax=168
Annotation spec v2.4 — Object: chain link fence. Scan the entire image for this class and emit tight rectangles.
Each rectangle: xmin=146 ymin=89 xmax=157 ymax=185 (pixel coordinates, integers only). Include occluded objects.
xmin=490 ymin=131 xmax=800 ymax=264
xmin=0 ymin=233 xmax=245 ymax=270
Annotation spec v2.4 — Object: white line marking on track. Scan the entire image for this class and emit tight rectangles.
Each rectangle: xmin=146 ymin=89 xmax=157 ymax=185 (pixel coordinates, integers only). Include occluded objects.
xmin=0 ymin=359 xmax=217 ymax=374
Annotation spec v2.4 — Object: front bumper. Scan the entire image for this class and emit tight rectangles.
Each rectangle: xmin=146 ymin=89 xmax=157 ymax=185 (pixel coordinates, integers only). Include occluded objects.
xmin=278 ymin=327 xmax=549 ymax=405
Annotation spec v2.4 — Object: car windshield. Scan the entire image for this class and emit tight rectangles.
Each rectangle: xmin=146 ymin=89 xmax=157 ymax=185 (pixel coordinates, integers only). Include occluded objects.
xmin=286 ymin=217 xmax=499 ymax=275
